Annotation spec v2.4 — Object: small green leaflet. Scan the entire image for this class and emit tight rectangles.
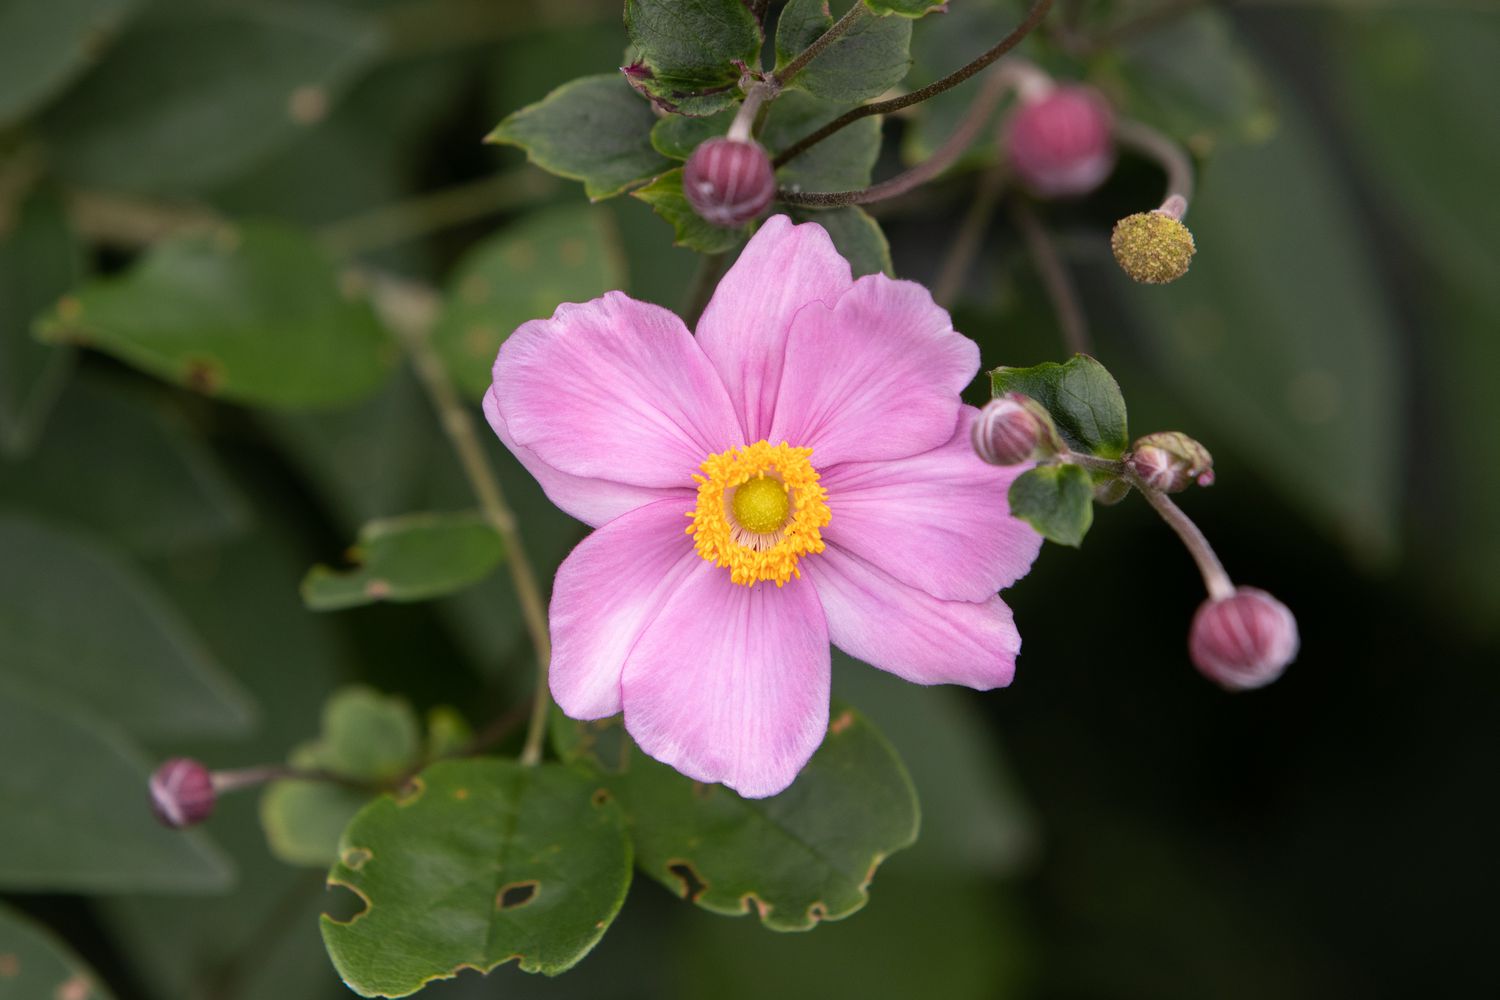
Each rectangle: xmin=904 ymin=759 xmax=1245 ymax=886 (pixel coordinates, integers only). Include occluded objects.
xmin=1008 ymin=464 xmax=1095 ymax=547
xmin=991 ymin=355 xmax=1130 ymax=459
xmin=302 ymin=511 xmax=504 ymax=611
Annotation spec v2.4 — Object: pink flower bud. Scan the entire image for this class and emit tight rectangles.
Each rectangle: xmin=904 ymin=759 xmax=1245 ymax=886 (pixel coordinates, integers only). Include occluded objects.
xmin=1189 ymin=588 xmax=1299 ymax=691
xmin=1127 ymin=431 xmax=1213 ymax=493
xmin=684 ymin=137 xmax=776 ymax=228
xmin=973 ymin=393 xmax=1052 ymax=466
xmin=149 ymin=757 xmax=216 ymax=829
xmin=1005 ymin=86 xmax=1116 ymax=198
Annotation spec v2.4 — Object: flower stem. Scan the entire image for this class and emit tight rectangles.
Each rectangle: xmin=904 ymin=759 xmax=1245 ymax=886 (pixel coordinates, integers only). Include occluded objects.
xmin=932 ymin=159 xmax=1007 ymax=307
xmin=772 ymin=0 xmax=1055 ymax=168
xmin=772 ymin=2 xmax=869 ymax=87
xmin=1011 ymin=198 xmax=1091 ymax=355
xmin=778 ymin=60 xmax=1013 ymax=208
xmin=369 ymin=274 xmax=555 ymax=767
xmin=1114 ymin=117 xmax=1195 ymax=217
xmin=1128 ymin=473 xmax=1235 ymax=601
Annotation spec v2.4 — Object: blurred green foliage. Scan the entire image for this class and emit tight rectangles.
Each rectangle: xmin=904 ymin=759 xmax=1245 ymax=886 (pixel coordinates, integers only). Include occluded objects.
xmin=1 ymin=1 xmax=1496 ymax=998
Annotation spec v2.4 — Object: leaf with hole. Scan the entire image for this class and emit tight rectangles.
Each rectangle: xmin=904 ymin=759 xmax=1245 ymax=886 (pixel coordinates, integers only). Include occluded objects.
xmin=321 ymin=759 xmax=632 ymax=997
xmin=302 ymin=511 xmax=504 ymax=611
xmin=0 ymin=686 xmax=232 ymax=892
xmin=1007 ymin=464 xmax=1094 ymax=547
xmin=991 ymin=355 xmax=1130 ymax=458
xmin=776 ymin=0 xmax=912 ymax=105
xmin=434 ymin=206 xmax=625 ymax=400
xmin=624 ymin=0 xmax=760 ymax=116
xmin=0 ymin=195 xmax=81 ymax=457
xmin=0 ymin=513 xmax=254 ymax=740
xmin=488 ymin=74 xmax=672 ymax=200
xmin=38 ymin=223 xmax=397 ymax=409
xmin=0 ymin=901 xmax=118 ymax=999
xmin=556 ymin=704 xmax=918 ymax=931
xmin=632 ymin=168 xmax=747 ymax=254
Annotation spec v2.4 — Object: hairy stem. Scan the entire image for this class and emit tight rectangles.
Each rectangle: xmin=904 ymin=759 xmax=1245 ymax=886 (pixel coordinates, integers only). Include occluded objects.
xmin=772 ymin=0 xmax=1055 ymax=168
xmin=1011 ymin=199 xmax=1091 ymax=355
xmin=773 ymin=1 xmax=869 ymax=86
xmin=1114 ymin=117 xmax=1196 ymax=215
xmin=369 ymin=274 xmax=555 ymax=766
xmin=778 ymin=61 xmax=1013 ymax=208
xmin=1129 ymin=475 xmax=1235 ymax=601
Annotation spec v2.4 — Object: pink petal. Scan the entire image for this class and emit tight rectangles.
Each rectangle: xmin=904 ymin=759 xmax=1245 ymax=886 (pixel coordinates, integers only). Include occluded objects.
xmin=805 ymin=546 xmax=1021 ymax=690
xmin=622 ymin=569 xmax=830 ymax=798
xmin=484 ymin=388 xmax=691 ymax=527
xmin=492 ymin=291 xmax=742 ymax=488
xmin=694 ymin=215 xmax=853 ymax=442
xmin=768 ymin=274 xmax=979 ymax=467
xmin=549 ymin=499 xmax=701 ymax=719
xmin=820 ymin=407 xmax=1043 ymax=601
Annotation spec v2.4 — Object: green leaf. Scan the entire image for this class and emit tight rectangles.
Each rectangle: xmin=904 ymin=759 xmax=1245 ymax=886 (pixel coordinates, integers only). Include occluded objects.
xmin=434 ymin=205 xmax=625 ymax=400
xmin=0 ymin=375 xmax=250 ymax=554
xmin=624 ymin=0 xmax=760 ymax=115
xmin=991 ymin=355 xmax=1130 ymax=458
xmin=764 ymin=91 xmax=883 ymax=193
xmin=488 ymin=74 xmax=672 ymax=200
xmin=557 ymin=705 xmax=919 ymax=931
xmin=38 ymin=223 xmax=397 ymax=409
xmin=632 ymin=168 xmax=747 ymax=254
xmin=0 ymin=685 xmax=232 ymax=892
xmin=1115 ymin=88 xmax=1401 ymax=559
xmin=1332 ymin=10 xmax=1499 ymax=620
xmin=321 ymin=759 xmax=633 ymax=996
xmin=0 ymin=194 xmax=81 ymax=457
xmin=302 ymin=511 xmax=504 ymax=611
xmin=0 ymin=0 xmax=138 ymax=126
xmin=1103 ymin=8 xmax=1274 ymax=155
xmin=650 ymin=108 xmax=735 ymax=160
xmin=1008 ymin=464 xmax=1094 ymax=547
xmin=260 ymin=687 xmax=423 ymax=868
xmin=863 ymin=0 xmax=947 ymax=16
xmin=37 ymin=0 xmax=380 ymax=195
xmin=776 ymin=0 xmax=912 ymax=104
xmin=790 ymin=206 xmax=892 ymax=277
xmin=0 ymin=902 xmax=118 ymax=999
xmin=0 ymin=513 xmax=254 ymax=740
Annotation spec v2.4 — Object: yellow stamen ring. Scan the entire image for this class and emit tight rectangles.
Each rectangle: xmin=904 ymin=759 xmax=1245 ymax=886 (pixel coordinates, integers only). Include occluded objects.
xmin=686 ymin=440 xmax=831 ymax=587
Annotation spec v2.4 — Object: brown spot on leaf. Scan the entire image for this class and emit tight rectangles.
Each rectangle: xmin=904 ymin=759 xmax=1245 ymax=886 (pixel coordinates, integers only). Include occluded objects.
xmin=465 ymin=324 xmax=499 ymax=358
xmin=829 ymin=709 xmax=854 ymax=735
xmin=363 ymin=579 xmax=392 ymax=600
xmin=667 ymin=861 xmax=707 ymax=902
xmin=503 ymin=242 xmax=536 ymax=270
xmin=808 ymin=902 xmax=827 ymax=922
xmin=497 ymin=881 xmax=538 ymax=910
xmin=590 ymin=787 xmax=611 ymax=807
xmin=393 ymin=775 xmax=425 ymax=806
xmin=288 ymin=85 xmax=329 ymax=125
xmin=691 ymin=781 xmax=714 ymax=800
xmin=0 ymin=953 xmax=18 ymax=977
xmin=453 ymin=787 xmax=470 ymax=800
xmin=55 ymin=296 xmax=84 ymax=323
xmin=459 ymin=274 xmax=490 ymax=304
xmin=340 ymin=846 xmax=372 ymax=871
xmin=559 ymin=238 xmax=586 ymax=267
xmin=183 ymin=358 xmax=223 ymax=395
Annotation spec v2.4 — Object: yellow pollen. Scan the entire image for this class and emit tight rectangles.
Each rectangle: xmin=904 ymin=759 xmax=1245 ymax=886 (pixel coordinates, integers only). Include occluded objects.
xmin=732 ymin=476 xmax=790 ymax=534
xmin=686 ymin=440 xmax=831 ymax=587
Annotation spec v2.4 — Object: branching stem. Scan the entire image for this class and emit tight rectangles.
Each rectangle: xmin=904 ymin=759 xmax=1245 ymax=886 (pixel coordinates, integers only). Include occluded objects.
xmin=772 ymin=0 xmax=1055 ymax=168
xmin=772 ymin=2 xmax=869 ymax=86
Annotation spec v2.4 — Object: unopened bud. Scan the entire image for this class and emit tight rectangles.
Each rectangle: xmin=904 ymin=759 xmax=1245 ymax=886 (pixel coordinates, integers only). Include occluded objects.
xmin=149 ymin=757 xmax=216 ymax=829
xmin=683 ymin=137 xmax=776 ymax=228
xmin=973 ymin=394 xmax=1056 ymax=465
xmin=1127 ymin=431 xmax=1213 ymax=492
xmin=1005 ymin=85 xmax=1116 ymax=198
xmin=1111 ymin=209 xmax=1195 ymax=284
xmin=1189 ymin=588 xmax=1299 ymax=691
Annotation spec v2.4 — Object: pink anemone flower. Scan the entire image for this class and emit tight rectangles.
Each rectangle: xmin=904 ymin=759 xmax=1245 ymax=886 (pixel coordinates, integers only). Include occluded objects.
xmin=485 ymin=215 xmax=1041 ymax=798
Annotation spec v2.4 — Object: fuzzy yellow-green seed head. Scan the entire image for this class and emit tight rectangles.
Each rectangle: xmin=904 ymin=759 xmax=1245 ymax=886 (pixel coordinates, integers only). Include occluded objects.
xmin=1111 ymin=211 xmax=1196 ymax=284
